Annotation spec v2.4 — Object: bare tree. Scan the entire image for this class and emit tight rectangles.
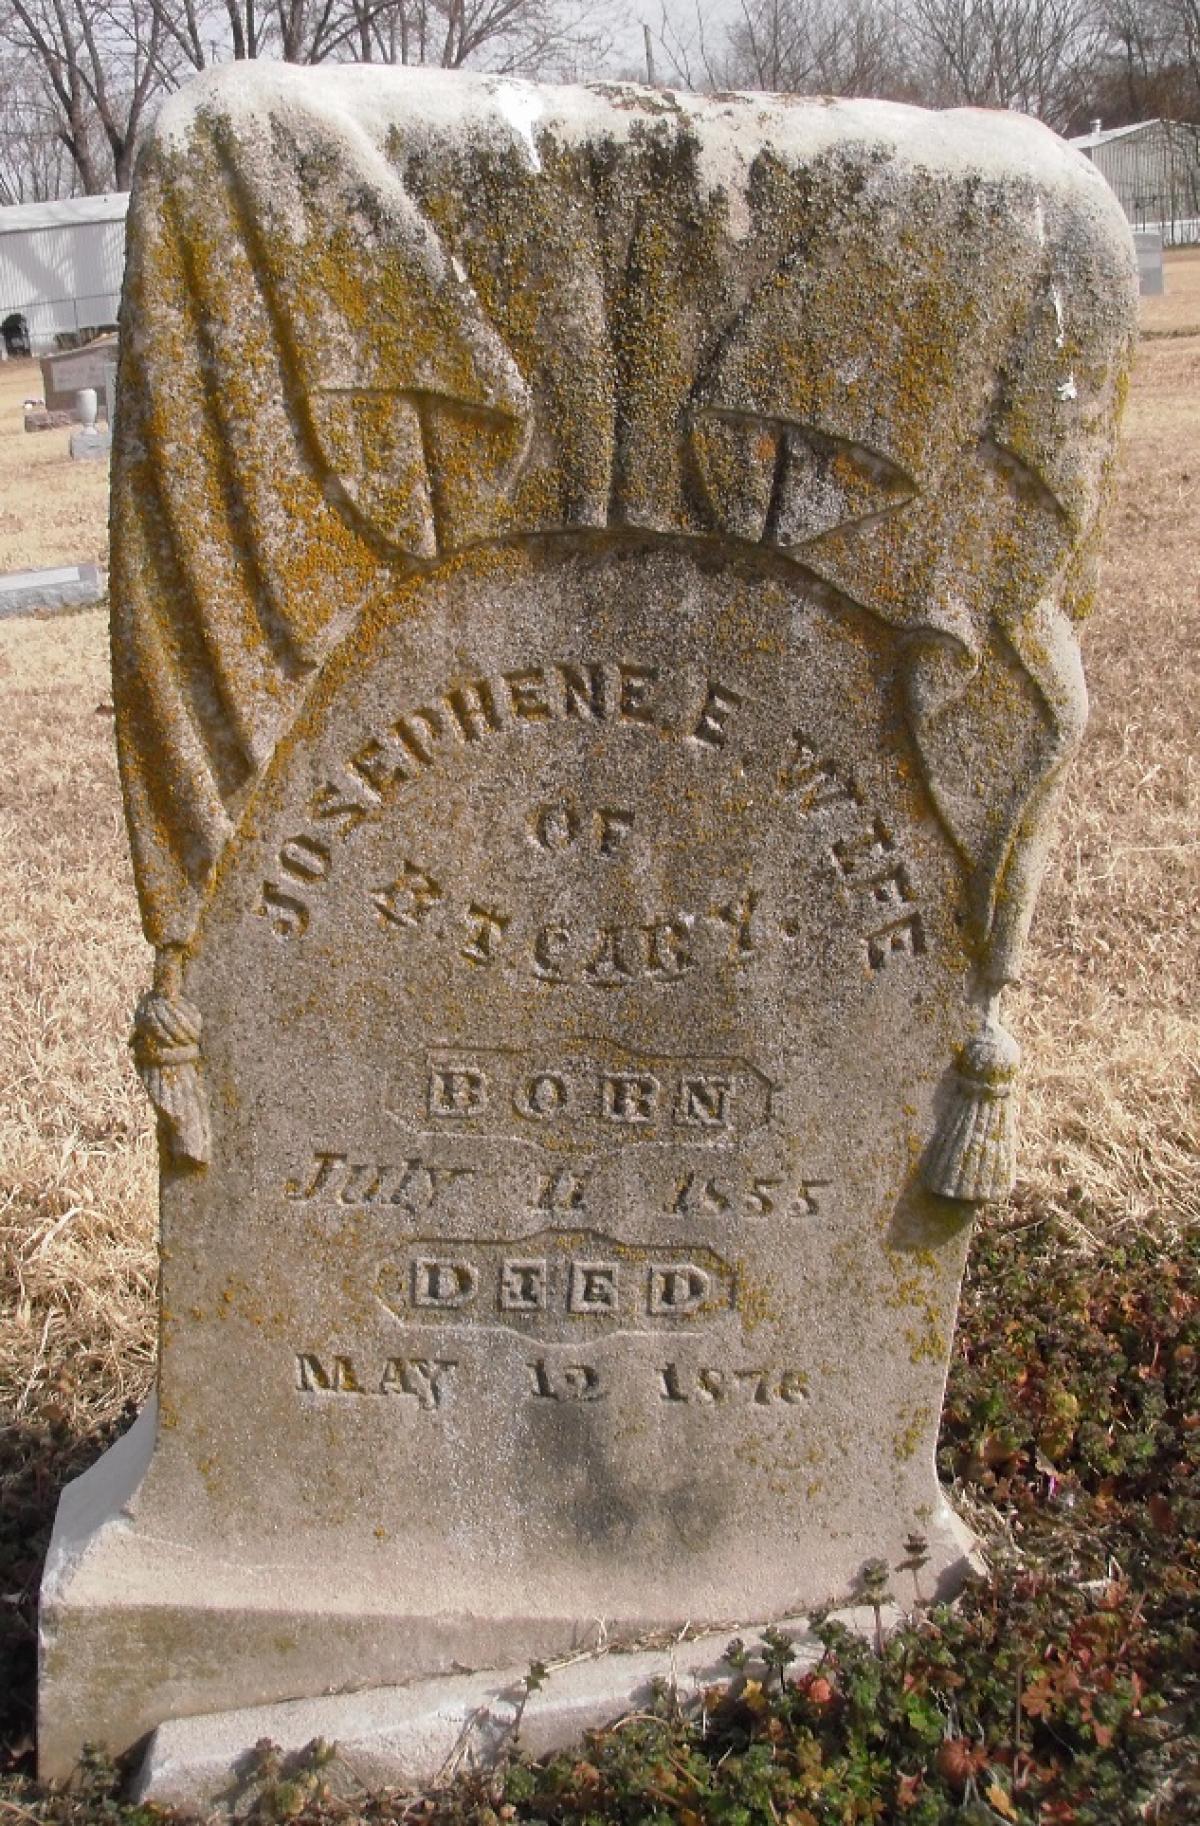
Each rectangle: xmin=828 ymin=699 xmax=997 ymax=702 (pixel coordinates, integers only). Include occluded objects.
xmin=1076 ymin=0 xmax=1200 ymax=127
xmin=154 ymin=0 xmax=619 ymax=70
xmin=653 ymin=0 xmax=916 ymax=101
xmin=0 ymin=0 xmax=171 ymax=189
xmin=0 ymin=50 xmax=79 ymax=200
xmin=657 ymin=0 xmax=1200 ymax=129
xmin=1178 ymin=0 xmax=1200 ymax=114
xmin=1101 ymin=0 xmax=1161 ymax=116
xmin=0 ymin=0 xmax=626 ymax=197
xmin=383 ymin=0 xmax=619 ymax=71
xmin=724 ymin=0 xmax=905 ymax=96
xmin=903 ymin=0 xmax=1104 ymax=126
xmin=11 ymin=0 xmax=1191 ymax=207
xmin=154 ymin=0 xmax=269 ymax=67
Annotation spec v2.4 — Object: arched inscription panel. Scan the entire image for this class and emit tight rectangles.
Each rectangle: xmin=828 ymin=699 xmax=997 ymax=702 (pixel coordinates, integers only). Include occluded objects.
xmin=144 ymin=541 xmax=974 ymax=1616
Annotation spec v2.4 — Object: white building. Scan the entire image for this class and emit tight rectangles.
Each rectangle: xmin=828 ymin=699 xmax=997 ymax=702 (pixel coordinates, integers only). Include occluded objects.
xmin=1069 ymin=119 xmax=1200 ymax=246
xmin=0 ymin=192 xmax=129 ymax=352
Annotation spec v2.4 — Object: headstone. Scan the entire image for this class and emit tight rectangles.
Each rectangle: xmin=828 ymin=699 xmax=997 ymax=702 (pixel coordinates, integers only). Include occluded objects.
xmin=39 ymin=333 xmax=118 ymax=415
xmin=39 ymin=67 xmax=1136 ymax=1789
xmin=1134 ymin=229 xmax=1165 ymax=296
xmin=22 ymin=406 xmax=75 ymax=433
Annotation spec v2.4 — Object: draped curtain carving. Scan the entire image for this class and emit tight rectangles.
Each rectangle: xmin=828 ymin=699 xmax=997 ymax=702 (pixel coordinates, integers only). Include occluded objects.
xmin=112 ymin=72 xmax=1134 ymax=1005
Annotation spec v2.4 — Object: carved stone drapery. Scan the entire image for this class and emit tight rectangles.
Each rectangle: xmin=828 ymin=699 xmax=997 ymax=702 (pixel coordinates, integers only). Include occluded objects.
xmin=111 ymin=71 xmax=1133 ymax=1012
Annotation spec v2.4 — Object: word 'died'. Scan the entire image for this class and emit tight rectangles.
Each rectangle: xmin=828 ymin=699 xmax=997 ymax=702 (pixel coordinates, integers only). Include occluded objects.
xmin=375 ymin=1228 xmax=736 ymax=1339
xmin=389 ymin=1049 xmax=776 ymax=1145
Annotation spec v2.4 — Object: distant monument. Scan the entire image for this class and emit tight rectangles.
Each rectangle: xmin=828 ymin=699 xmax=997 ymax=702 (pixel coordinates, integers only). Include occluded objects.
xmin=1135 ymin=229 xmax=1165 ymax=296
xmin=39 ymin=67 xmax=1136 ymax=1792
xmin=39 ymin=334 xmax=118 ymax=415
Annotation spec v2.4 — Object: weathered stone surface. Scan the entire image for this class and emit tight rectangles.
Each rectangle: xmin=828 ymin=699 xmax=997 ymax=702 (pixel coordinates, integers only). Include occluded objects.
xmin=39 ymin=66 xmax=1135 ymax=1781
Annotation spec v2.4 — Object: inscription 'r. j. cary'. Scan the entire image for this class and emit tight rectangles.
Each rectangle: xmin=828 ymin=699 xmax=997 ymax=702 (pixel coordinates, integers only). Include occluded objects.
xmin=368 ymin=851 xmax=922 ymax=981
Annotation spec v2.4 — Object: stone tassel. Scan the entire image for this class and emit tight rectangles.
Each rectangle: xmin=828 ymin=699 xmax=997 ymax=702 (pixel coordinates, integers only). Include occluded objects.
xmin=131 ymin=989 xmax=211 ymax=1166
xmin=924 ymin=1019 xmax=1021 ymax=1203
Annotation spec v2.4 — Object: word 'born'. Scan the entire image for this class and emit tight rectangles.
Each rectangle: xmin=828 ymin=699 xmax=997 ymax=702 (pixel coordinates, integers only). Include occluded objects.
xmin=390 ymin=1050 xmax=776 ymax=1145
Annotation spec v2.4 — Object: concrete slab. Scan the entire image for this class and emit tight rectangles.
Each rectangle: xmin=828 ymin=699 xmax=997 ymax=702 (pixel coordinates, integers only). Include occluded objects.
xmin=0 ymin=561 xmax=104 ymax=617
xmin=133 ymin=1607 xmax=897 ymax=1812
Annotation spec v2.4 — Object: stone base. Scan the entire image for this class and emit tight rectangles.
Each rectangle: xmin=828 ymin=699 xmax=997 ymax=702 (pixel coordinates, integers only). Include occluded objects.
xmin=68 ymin=426 xmax=112 ymax=461
xmin=132 ymin=1611 xmax=891 ymax=1813
xmin=39 ymin=1402 xmax=981 ymax=1784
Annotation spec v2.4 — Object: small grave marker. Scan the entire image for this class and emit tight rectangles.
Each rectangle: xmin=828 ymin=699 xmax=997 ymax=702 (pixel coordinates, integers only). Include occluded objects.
xmin=0 ymin=560 xmax=103 ymax=616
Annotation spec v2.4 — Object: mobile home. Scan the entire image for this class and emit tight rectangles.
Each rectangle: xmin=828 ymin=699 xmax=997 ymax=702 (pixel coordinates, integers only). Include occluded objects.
xmin=0 ymin=192 xmax=129 ymax=353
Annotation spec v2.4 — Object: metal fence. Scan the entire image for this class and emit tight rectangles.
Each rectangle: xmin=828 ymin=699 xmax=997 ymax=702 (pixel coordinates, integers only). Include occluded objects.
xmin=9 ymin=291 xmax=121 ymax=350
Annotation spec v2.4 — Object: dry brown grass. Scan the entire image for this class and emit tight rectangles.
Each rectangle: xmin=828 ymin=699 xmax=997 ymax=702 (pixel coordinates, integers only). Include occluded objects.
xmin=0 ymin=614 xmax=156 ymax=1444
xmin=1011 ymin=329 xmax=1200 ymax=1238
xmin=0 ymin=356 xmax=110 ymax=575
xmin=0 ymin=323 xmax=1197 ymax=1459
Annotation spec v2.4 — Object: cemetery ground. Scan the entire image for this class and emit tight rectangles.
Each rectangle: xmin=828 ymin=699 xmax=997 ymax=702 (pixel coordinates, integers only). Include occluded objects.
xmin=1 ymin=294 xmax=1197 ymax=1821
xmin=1140 ymin=248 xmax=1200 ymax=338
xmin=0 ymin=361 xmax=110 ymax=576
